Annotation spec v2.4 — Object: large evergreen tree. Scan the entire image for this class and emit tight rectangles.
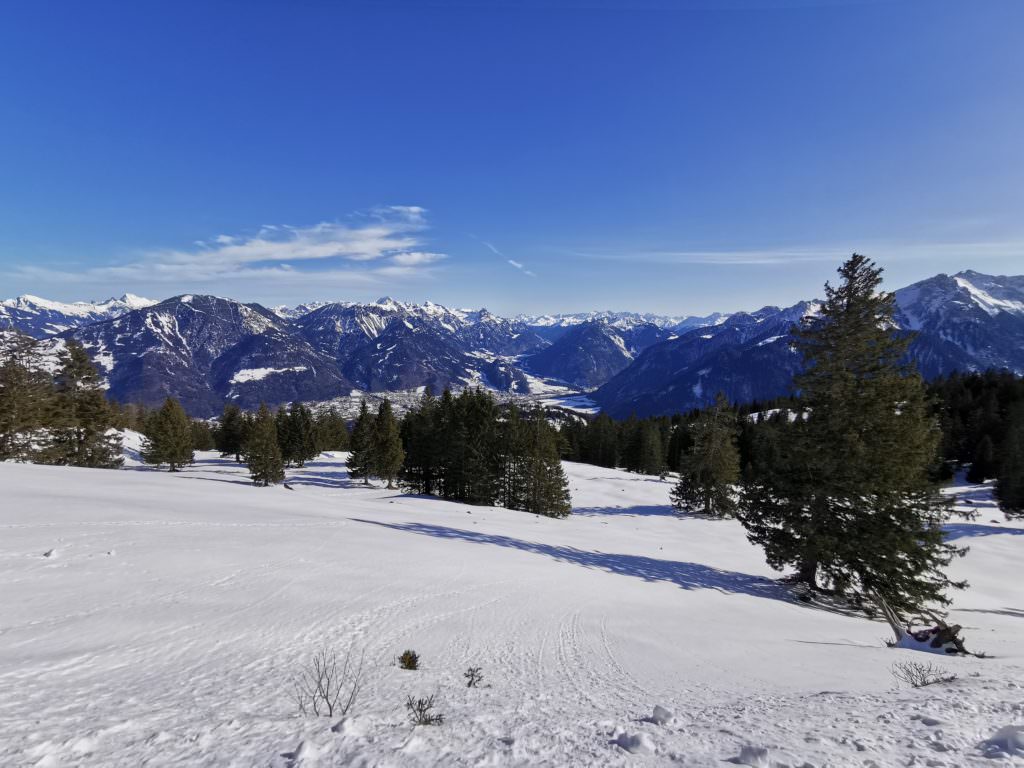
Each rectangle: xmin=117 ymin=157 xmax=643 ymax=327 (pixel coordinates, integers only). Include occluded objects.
xmin=518 ymin=407 xmax=572 ymax=517
xmin=247 ymin=403 xmax=285 ymax=486
xmin=0 ymin=332 xmax=54 ymax=461
xmin=141 ymin=397 xmax=194 ymax=471
xmin=313 ymin=407 xmax=350 ymax=452
xmin=45 ymin=341 xmax=123 ymax=468
xmin=371 ymin=398 xmax=405 ymax=489
xmin=738 ymin=254 xmax=964 ymax=614
xmin=671 ymin=392 xmax=739 ymax=516
xmin=347 ymin=399 xmax=374 ymax=485
xmin=280 ymin=401 xmax=318 ymax=467
xmin=400 ymin=390 xmax=440 ymax=494
xmin=996 ymin=403 xmax=1024 ymax=516
xmin=216 ymin=403 xmax=247 ymax=462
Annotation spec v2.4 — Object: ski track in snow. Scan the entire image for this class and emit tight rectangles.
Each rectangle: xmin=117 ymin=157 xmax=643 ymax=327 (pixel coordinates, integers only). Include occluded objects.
xmin=1 ymin=456 xmax=1023 ymax=766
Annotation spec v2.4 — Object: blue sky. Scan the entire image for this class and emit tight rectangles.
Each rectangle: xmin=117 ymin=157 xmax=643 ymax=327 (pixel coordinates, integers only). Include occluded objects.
xmin=1 ymin=0 xmax=1022 ymax=315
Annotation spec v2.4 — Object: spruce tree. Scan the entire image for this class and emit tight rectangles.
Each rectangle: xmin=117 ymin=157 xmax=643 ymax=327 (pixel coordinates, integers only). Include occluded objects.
xmin=519 ymin=407 xmax=572 ymax=517
xmin=191 ymin=420 xmax=215 ymax=451
xmin=738 ymin=254 xmax=964 ymax=614
xmin=671 ymin=392 xmax=740 ymax=516
xmin=141 ymin=397 xmax=194 ymax=471
xmin=314 ymin=407 xmax=350 ymax=452
xmin=45 ymin=340 xmax=123 ymax=468
xmin=284 ymin=401 xmax=318 ymax=467
xmin=247 ymin=403 xmax=285 ymax=486
xmin=216 ymin=403 xmax=246 ymax=462
xmin=0 ymin=332 xmax=54 ymax=461
xmin=996 ymin=403 xmax=1024 ymax=516
xmin=400 ymin=390 xmax=440 ymax=494
xmin=371 ymin=398 xmax=405 ymax=489
xmin=348 ymin=399 xmax=374 ymax=484
xmin=966 ymin=434 xmax=996 ymax=483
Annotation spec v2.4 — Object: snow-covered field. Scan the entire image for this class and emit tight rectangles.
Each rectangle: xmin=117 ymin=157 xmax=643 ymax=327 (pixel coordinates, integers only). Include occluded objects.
xmin=1 ymin=451 xmax=1022 ymax=766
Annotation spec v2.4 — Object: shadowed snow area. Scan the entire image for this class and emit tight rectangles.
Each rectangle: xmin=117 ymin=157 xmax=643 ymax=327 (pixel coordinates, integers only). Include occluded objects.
xmin=1 ymin=451 xmax=1022 ymax=766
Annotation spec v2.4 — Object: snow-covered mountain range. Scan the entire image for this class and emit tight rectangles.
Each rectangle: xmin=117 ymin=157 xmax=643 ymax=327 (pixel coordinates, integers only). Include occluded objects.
xmin=2 ymin=270 xmax=1022 ymax=416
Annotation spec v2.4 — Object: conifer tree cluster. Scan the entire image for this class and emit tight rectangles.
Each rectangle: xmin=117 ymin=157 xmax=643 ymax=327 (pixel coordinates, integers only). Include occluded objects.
xmin=401 ymin=389 xmax=571 ymax=517
xmin=141 ymin=397 xmax=194 ymax=471
xmin=0 ymin=335 xmax=122 ymax=467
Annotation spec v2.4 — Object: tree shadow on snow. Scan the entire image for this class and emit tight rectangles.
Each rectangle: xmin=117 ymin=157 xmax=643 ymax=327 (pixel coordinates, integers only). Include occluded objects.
xmin=955 ymin=607 xmax=1024 ymax=620
xmin=351 ymin=519 xmax=790 ymax=602
xmin=573 ymin=504 xmax=677 ymax=518
xmin=943 ymin=523 xmax=1024 ymax=541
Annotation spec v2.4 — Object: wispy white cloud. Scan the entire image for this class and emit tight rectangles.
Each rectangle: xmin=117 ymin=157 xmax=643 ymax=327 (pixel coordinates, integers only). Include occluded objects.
xmin=469 ymin=234 xmax=537 ymax=277
xmin=571 ymin=238 xmax=1024 ymax=267
xmin=9 ymin=206 xmax=447 ymax=289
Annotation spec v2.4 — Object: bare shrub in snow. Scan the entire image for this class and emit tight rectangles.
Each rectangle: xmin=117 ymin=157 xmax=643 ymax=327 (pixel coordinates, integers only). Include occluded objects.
xmin=463 ymin=666 xmax=484 ymax=688
xmin=406 ymin=694 xmax=444 ymax=725
xmin=398 ymin=649 xmax=419 ymax=670
xmin=292 ymin=647 xmax=364 ymax=717
xmin=890 ymin=660 xmax=957 ymax=688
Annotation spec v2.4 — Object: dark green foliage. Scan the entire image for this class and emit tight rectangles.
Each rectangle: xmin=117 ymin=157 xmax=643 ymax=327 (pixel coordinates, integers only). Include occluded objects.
xmin=966 ymin=434 xmax=997 ymax=483
xmin=398 ymin=650 xmax=419 ymax=670
xmin=215 ymin=403 xmax=247 ymax=462
xmin=738 ymin=254 xmax=964 ymax=614
xmin=371 ymin=399 xmax=405 ymax=489
xmin=347 ymin=399 xmax=374 ymax=485
xmin=671 ymin=392 xmax=739 ymax=516
xmin=278 ymin=401 xmax=318 ymax=467
xmin=399 ymin=389 xmax=571 ymax=517
xmin=581 ymin=412 xmax=619 ymax=468
xmin=191 ymin=420 xmax=215 ymax=451
xmin=313 ymin=407 xmax=349 ymax=452
xmin=0 ymin=332 xmax=55 ymax=461
xmin=141 ymin=397 xmax=194 ymax=471
xmin=246 ymin=403 xmax=285 ymax=487
xmin=400 ymin=390 xmax=441 ymax=495
xmin=44 ymin=340 xmax=123 ymax=468
xmin=997 ymin=403 xmax=1024 ymax=516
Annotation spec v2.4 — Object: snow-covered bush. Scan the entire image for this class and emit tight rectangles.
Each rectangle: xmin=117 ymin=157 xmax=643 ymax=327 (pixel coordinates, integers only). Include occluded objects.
xmin=463 ymin=666 xmax=483 ymax=688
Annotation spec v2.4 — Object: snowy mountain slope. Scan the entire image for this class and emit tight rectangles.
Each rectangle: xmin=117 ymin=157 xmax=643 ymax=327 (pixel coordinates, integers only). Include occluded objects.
xmin=67 ymin=295 xmax=352 ymax=415
xmin=0 ymin=456 xmax=1021 ymax=766
xmin=523 ymin=320 xmax=668 ymax=389
xmin=594 ymin=303 xmax=815 ymax=417
xmin=0 ymin=293 xmax=154 ymax=337
xmin=895 ymin=270 xmax=1024 ymax=377
xmin=7 ymin=269 xmax=1024 ymax=416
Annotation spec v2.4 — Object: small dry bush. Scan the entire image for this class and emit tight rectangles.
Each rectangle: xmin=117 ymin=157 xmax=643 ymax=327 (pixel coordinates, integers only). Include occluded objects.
xmin=890 ymin=660 xmax=957 ymax=688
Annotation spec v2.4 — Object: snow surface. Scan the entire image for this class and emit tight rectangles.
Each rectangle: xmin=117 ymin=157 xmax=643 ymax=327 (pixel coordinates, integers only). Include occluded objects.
xmin=1 ymin=457 xmax=1022 ymax=766
xmin=230 ymin=366 xmax=309 ymax=384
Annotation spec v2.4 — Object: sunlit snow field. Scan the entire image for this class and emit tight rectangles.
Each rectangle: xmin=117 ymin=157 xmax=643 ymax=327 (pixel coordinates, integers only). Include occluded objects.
xmin=1 ymin=443 xmax=1022 ymax=766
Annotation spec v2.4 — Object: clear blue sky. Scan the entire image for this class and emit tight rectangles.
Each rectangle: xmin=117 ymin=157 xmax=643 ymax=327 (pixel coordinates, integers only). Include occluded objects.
xmin=1 ymin=0 xmax=1022 ymax=315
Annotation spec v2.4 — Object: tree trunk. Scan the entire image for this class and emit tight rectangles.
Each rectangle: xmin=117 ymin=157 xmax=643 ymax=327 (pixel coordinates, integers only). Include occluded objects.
xmin=797 ymin=558 xmax=818 ymax=588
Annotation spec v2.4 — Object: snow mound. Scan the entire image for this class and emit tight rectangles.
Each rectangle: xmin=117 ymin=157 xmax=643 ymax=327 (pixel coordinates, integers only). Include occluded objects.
xmin=981 ymin=725 xmax=1024 ymax=758
xmin=648 ymin=704 xmax=674 ymax=725
xmin=613 ymin=731 xmax=655 ymax=754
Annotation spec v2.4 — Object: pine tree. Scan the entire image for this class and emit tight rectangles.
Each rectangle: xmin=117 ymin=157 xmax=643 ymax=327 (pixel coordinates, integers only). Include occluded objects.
xmin=348 ymin=399 xmax=374 ymax=485
xmin=141 ymin=397 xmax=194 ymax=471
xmin=313 ymin=407 xmax=350 ymax=452
xmin=738 ymin=254 xmax=964 ymax=614
xmin=216 ymin=403 xmax=247 ymax=462
xmin=45 ymin=340 xmax=123 ymax=468
xmin=191 ymin=420 xmax=215 ymax=451
xmin=246 ymin=403 xmax=285 ymax=486
xmin=283 ymin=401 xmax=318 ymax=467
xmin=371 ymin=398 xmax=405 ymax=489
xmin=966 ymin=434 xmax=996 ymax=483
xmin=400 ymin=390 xmax=440 ymax=494
xmin=0 ymin=332 xmax=54 ymax=461
xmin=582 ymin=412 xmax=619 ymax=468
xmin=275 ymin=406 xmax=294 ymax=465
xmin=519 ymin=407 xmax=572 ymax=517
xmin=996 ymin=403 xmax=1024 ymax=516
xmin=671 ymin=392 xmax=740 ymax=516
